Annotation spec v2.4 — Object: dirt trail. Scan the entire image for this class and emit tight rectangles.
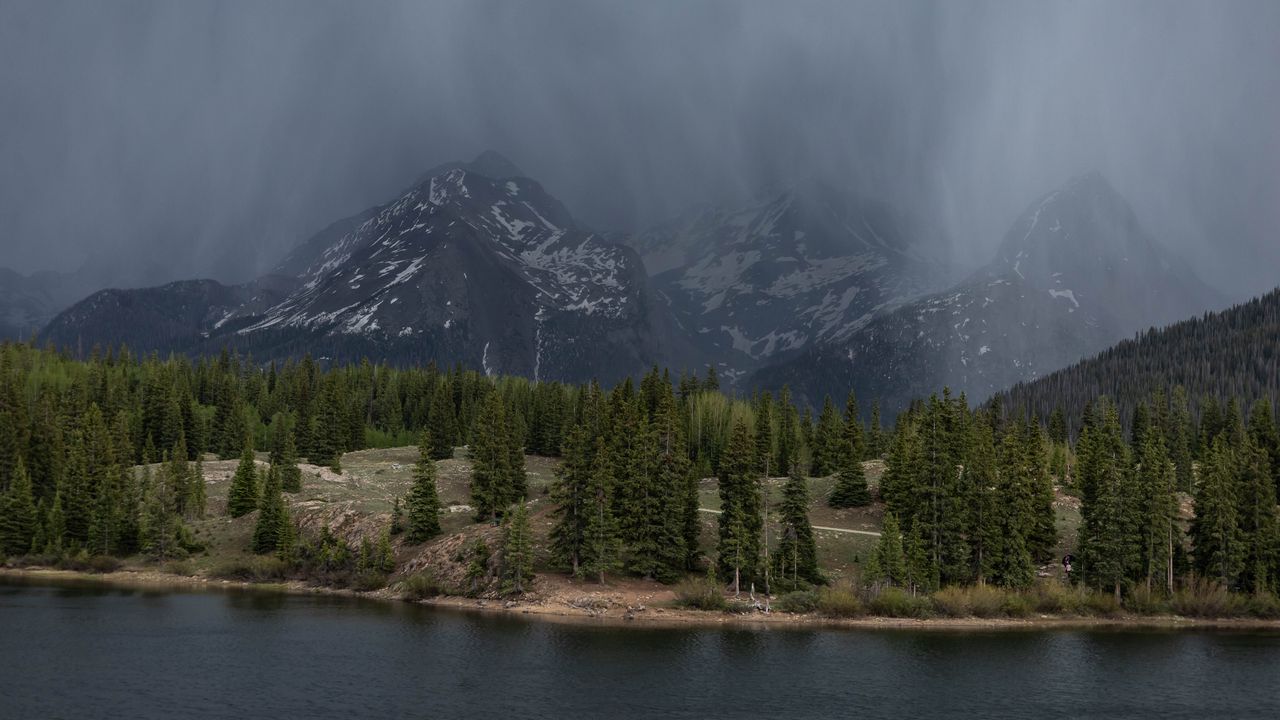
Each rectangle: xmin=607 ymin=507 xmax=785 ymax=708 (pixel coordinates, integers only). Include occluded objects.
xmin=697 ymin=508 xmax=881 ymax=537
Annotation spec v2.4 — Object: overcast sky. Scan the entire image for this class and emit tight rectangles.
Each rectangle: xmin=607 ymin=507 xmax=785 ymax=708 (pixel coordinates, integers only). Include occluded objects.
xmin=1 ymin=0 xmax=1277 ymax=297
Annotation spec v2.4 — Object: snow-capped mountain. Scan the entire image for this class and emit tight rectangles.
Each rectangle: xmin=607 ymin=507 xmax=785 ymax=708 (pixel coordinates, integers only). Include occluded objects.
xmin=752 ymin=172 xmax=1225 ymax=414
xmin=44 ymin=152 xmax=678 ymax=383
xmin=627 ymin=179 xmax=949 ymax=380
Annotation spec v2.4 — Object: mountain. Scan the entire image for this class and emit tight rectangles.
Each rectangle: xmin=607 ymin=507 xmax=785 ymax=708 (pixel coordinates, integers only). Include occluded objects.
xmin=43 ymin=276 xmax=298 ymax=356
xmin=997 ymin=286 xmax=1280 ymax=429
xmin=0 ymin=267 xmax=61 ymax=340
xmin=43 ymin=152 xmax=680 ymax=383
xmin=752 ymin=173 xmax=1226 ymax=414
xmin=627 ymin=179 xmax=948 ymax=381
xmin=0 ymin=249 xmax=208 ymax=341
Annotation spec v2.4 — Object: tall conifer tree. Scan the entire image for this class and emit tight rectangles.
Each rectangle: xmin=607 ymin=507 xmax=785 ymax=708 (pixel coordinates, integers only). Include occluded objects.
xmin=405 ymin=431 xmax=442 ymax=543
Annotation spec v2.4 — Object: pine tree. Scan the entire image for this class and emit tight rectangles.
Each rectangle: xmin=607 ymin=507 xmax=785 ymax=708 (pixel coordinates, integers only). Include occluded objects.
xmin=990 ymin=517 xmax=1034 ymax=589
xmin=626 ymin=391 xmax=688 ymax=582
xmin=505 ymin=406 xmax=528 ymax=503
xmin=903 ymin=521 xmax=935 ymax=594
xmin=1048 ymin=406 xmax=1067 ymax=444
xmin=405 ymin=431 xmax=442 ymax=543
xmin=1169 ymin=386 xmax=1195 ymax=493
xmin=968 ymin=417 xmax=1000 ymax=585
xmin=226 ymin=443 xmax=261 ymax=518
xmin=754 ymin=392 xmax=775 ymax=477
xmin=26 ymin=396 xmax=64 ymax=502
xmin=1078 ymin=402 xmax=1139 ymax=600
xmin=1135 ymin=421 xmax=1178 ymax=594
xmin=844 ymin=391 xmax=865 ymax=461
xmin=716 ymin=420 xmax=761 ymax=593
xmin=580 ymin=440 xmax=622 ymax=583
xmin=87 ymin=461 xmax=124 ymax=556
xmin=252 ymin=465 xmax=290 ymax=554
xmin=165 ymin=437 xmax=192 ymax=518
xmin=470 ymin=392 xmax=512 ymax=521
xmin=879 ymin=416 xmax=921 ymax=515
xmin=680 ymin=453 xmax=703 ymax=571
xmin=187 ymin=458 xmax=207 ymax=519
xmin=828 ymin=439 xmax=871 ymax=508
xmin=703 ymin=365 xmax=719 ymax=392
xmin=44 ymin=491 xmax=66 ymax=555
xmin=140 ymin=464 xmax=183 ymax=559
xmin=271 ymin=415 xmax=303 ymax=493
xmin=389 ymin=497 xmax=405 ymax=535
xmin=776 ymin=386 xmax=799 ymax=475
xmin=427 ymin=382 xmax=457 ymax=460
xmin=1022 ymin=422 xmax=1057 ymax=561
xmin=549 ymin=425 xmax=592 ymax=573
xmin=1192 ymin=436 xmax=1244 ymax=588
xmin=1236 ymin=434 xmax=1279 ymax=594
xmin=868 ymin=400 xmax=884 ymax=459
xmin=867 ymin=512 xmax=907 ymax=587
xmin=1247 ymin=399 xmax=1280 ymax=501
xmin=774 ymin=465 xmax=820 ymax=586
xmin=500 ymin=503 xmax=534 ymax=595
xmin=376 ymin=529 xmax=396 ymax=574
xmin=608 ymin=395 xmax=647 ymax=561
xmin=0 ymin=457 xmax=37 ymax=555
xmin=810 ymin=396 xmax=843 ymax=477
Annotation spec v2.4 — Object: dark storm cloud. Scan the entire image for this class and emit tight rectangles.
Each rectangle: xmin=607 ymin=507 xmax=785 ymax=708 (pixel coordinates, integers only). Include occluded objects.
xmin=1 ymin=0 xmax=1277 ymax=296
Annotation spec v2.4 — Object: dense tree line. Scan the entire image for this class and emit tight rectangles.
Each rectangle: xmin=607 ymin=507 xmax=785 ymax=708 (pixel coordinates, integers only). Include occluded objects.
xmin=2 ymin=338 xmax=1278 ymax=606
xmin=1070 ymin=395 xmax=1280 ymax=599
xmin=869 ymin=390 xmax=1056 ymax=593
xmin=0 ymin=344 xmax=867 ymax=573
xmin=999 ymin=287 xmax=1280 ymax=439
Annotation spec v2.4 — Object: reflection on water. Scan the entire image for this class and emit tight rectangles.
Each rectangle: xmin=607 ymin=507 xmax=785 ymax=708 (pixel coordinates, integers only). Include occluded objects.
xmin=2 ymin=577 xmax=1279 ymax=720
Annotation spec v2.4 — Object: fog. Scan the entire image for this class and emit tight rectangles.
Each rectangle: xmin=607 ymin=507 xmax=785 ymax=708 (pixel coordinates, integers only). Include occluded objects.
xmin=1 ymin=0 xmax=1277 ymax=297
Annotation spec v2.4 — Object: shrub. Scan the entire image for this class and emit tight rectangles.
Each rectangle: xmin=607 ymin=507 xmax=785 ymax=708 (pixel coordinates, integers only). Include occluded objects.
xmin=932 ymin=585 xmax=1009 ymax=618
xmin=1029 ymin=582 xmax=1074 ymax=614
xmin=774 ymin=590 xmax=819 ymax=614
xmin=674 ymin=577 xmax=728 ymax=611
xmin=931 ymin=586 xmax=970 ymax=617
xmin=162 ymin=560 xmax=195 ymax=577
xmin=7 ymin=553 xmax=58 ymax=568
xmin=1170 ymin=578 xmax=1245 ymax=618
xmin=87 ymin=555 xmax=122 ymax=573
xmin=210 ymin=556 xmax=289 ymax=582
xmin=1245 ymin=592 xmax=1280 ymax=619
xmin=1078 ymin=589 xmax=1122 ymax=617
xmin=351 ymin=571 xmax=389 ymax=592
xmin=1000 ymin=592 xmax=1033 ymax=618
xmin=1123 ymin=585 xmax=1169 ymax=615
xmin=867 ymin=587 xmax=932 ymax=618
xmin=816 ymin=586 xmax=863 ymax=618
xmin=769 ymin=576 xmax=816 ymax=595
xmin=401 ymin=571 xmax=444 ymax=600
xmin=57 ymin=552 xmax=123 ymax=574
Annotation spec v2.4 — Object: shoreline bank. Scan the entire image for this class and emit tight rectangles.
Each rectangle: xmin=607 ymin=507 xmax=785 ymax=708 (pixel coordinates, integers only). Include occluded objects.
xmin=5 ymin=566 xmax=1280 ymax=632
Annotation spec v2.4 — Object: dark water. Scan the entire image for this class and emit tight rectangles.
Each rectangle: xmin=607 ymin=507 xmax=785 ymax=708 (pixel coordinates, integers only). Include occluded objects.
xmin=3 ymin=579 xmax=1280 ymax=719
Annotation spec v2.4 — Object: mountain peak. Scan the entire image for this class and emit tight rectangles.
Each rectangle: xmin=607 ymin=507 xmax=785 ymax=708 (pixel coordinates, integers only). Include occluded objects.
xmin=463 ymin=150 xmax=524 ymax=179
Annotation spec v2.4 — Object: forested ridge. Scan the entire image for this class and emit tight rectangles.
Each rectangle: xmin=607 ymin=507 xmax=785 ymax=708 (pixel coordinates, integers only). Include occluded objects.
xmin=998 ymin=286 xmax=1280 ymax=437
xmin=1 ymin=337 xmax=1278 ymax=616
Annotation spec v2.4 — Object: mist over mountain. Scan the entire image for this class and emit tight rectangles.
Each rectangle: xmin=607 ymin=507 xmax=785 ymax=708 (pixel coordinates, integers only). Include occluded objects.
xmin=627 ymin=178 xmax=951 ymax=382
xmin=1 ymin=1 xmax=1277 ymax=300
xmin=750 ymin=173 xmax=1227 ymax=413
xmin=4 ymin=1 xmax=1277 ymax=415
xmin=43 ymin=153 xmax=681 ymax=385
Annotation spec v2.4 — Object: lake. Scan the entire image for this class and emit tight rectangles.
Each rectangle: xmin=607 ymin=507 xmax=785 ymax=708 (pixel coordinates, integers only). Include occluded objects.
xmin=2 ymin=577 xmax=1279 ymax=719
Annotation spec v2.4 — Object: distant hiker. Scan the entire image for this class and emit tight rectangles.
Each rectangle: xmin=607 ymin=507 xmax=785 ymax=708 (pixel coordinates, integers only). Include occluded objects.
xmin=1062 ymin=554 xmax=1075 ymax=575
